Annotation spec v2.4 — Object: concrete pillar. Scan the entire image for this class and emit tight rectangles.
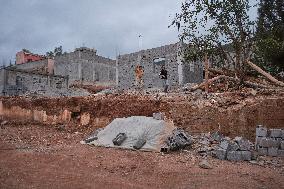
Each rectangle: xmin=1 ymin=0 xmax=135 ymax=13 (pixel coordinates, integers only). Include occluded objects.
xmin=177 ymin=44 xmax=184 ymax=86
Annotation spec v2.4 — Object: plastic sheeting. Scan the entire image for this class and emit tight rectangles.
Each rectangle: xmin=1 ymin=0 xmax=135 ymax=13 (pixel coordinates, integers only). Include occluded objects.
xmin=86 ymin=116 xmax=176 ymax=152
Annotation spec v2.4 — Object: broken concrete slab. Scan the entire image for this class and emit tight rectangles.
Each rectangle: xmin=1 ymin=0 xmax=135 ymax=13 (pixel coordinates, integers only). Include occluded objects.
xmin=234 ymin=137 xmax=250 ymax=151
xmin=227 ymin=151 xmax=251 ymax=161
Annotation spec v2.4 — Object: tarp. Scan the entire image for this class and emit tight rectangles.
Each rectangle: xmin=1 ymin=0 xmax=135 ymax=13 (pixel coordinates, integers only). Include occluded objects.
xmin=85 ymin=116 xmax=176 ymax=152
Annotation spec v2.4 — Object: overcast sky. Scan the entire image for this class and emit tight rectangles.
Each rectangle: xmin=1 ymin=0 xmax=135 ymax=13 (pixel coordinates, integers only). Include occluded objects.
xmin=0 ymin=0 xmax=258 ymax=65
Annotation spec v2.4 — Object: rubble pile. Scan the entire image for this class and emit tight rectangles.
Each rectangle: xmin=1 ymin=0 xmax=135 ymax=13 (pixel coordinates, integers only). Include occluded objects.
xmin=256 ymin=126 xmax=284 ymax=157
xmin=192 ymin=131 xmax=255 ymax=161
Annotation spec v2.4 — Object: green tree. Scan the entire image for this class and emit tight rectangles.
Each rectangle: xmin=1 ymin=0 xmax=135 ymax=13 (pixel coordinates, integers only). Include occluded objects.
xmin=255 ymin=0 xmax=284 ymax=74
xmin=54 ymin=46 xmax=63 ymax=56
xmin=172 ymin=0 xmax=256 ymax=79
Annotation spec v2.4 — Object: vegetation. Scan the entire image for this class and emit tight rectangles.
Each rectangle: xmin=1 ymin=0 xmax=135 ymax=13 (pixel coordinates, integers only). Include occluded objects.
xmin=254 ymin=0 xmax=284 ymax=75
xmin=172 ymin=0 xmax=255 ymax=80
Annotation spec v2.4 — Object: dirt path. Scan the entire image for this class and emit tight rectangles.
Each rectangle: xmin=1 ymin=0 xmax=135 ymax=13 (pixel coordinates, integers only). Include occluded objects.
xmin=0 ymin=124 xmax=283 ymax=189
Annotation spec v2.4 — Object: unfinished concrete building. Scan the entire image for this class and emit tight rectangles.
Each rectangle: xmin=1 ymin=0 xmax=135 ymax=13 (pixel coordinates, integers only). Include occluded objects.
xmin=117 ymin=42 xmax=203 ymax=90
xmin=54 ymin=47 xmax=116 ymax=86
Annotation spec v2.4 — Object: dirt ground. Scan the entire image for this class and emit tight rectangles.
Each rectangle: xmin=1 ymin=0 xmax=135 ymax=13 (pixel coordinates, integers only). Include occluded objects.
xmin=0 ymin=122 xmax=283 ymax=189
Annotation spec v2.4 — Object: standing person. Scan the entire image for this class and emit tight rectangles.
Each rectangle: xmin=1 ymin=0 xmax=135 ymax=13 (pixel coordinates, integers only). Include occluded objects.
xmin=159 ymin=65 xmax=168 ymax=93
xmin=135 ymin=65 xmax=144 ymax=89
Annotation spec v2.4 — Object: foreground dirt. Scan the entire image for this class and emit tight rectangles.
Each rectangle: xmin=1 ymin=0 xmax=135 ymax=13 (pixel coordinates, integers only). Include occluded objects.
xmin=0 ymin=123 xmax=283 ymax=189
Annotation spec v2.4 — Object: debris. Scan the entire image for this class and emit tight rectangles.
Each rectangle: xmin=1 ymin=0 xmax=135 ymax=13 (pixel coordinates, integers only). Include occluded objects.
xmin=153 ymin=112 xmax=165 ymax=120
xmin=1 ymin=120 xmax=8 ymax=126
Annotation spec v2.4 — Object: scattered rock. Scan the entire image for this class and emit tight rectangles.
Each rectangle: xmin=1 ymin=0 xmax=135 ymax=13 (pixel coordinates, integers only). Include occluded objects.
xmin=199 ymin=159 xmax=213 ymax=169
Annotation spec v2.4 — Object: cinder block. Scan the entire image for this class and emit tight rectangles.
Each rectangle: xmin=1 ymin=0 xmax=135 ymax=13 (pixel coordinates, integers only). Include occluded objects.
xmin=220 ymin=140 xmax=229 ymax=151
xmin=269 ymin=129 xmax=282 ymax=138
xmin=281 ymin=141 xmax=284 ymax=150
xmin=257 ymin=147 xmax=268 ymax=156
xmin=234 ymin=137 xmax=250 ymax=151
xmin=255 ymin=136 xmax=263 ymax=146
xmin=267 ymin=147 xmax=278 ymax=157
xmin=241 ymin=151 xmax=252 ymax=161
xmin=278 ymin=150 xmax=284 ymax=157
xmin=228 ymin=141 xmax=240 ymax=151
xmin=215 ymin=148 xmax=227 ymax=160
xmin=259 ymin=138 xmax=279 ymax=148
xmin=227 ymin=151 xmax=242 ymax=161
xmin=256 ymin=126 xmax=267 ymax=137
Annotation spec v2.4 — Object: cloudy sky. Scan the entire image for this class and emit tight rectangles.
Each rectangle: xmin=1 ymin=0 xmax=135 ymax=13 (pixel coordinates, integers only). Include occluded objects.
xmin=0 ymin=0 xmax=258 ymax=65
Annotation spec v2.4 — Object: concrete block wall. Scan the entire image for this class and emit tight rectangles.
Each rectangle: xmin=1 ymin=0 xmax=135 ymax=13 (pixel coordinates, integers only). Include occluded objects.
xmin=182 ymin=61 xmax=203 ymax=84
xmin=11 ymin=59 xmax=49 ymax=74
xmin=1 ymin=68 xmax=68 ymax=96
xmin=117 ymin=43 xmax=204 ymax=90
xmin=255 ymin=125 xmax=284 ymax=157
xmin=54 ymin=48 xmax=116 ymax=86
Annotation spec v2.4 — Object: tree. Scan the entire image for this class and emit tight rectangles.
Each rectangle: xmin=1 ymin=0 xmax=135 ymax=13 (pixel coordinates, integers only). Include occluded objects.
xmin=46 ymin=46 xmax=63 ymax=57
xmin=255 ymin=0 xmax=284 ymax=74
xmin=46 ymin=51 xmax=54 ymax=58
xmin=54 ymin=46 xmax=63 ymax=56
xmin=172 ymin=0 xmax=256 ymax=80
xmin=22 ymin=49 xmax=31 ymax=53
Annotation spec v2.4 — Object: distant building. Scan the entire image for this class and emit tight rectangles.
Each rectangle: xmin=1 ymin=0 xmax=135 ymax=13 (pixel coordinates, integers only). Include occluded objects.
xmin=16 ymin=50 xmax=46 ymax=65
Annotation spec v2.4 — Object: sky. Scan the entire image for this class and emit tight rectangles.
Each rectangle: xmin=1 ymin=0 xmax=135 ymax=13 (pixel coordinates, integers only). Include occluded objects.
xmin=0 ymin=0 xmax=258 ymax=65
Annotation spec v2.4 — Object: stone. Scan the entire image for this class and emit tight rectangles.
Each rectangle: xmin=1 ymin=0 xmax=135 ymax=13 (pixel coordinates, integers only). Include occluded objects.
xmin=199 ymin=159 xmax=213 ymax=169
xmin=256 ymin=126 xmax=267 ymax=137
xmin=267 ymin=147 xmax=278 ymax=157
xmin=259 ymin=138 xmax=279 ymax=148
xmin=215 ymin=148 xmax=227 ymax=160
xmin=234 ymin=137 xmax=250 ymax=151
xmin=269 ymin=129 xmax=282 ymax=138
xmin=153 ymin=112 xmax=164 ymax=120
xmin=257 ymin=147 xmax=268 ymax=156
xmin=0 ymin=120 xmax=8 ymax=125
xmin=255 ymin=136 xmax=263 ymax=146
xmin=278 ymin=150 xmax=284 ymax=157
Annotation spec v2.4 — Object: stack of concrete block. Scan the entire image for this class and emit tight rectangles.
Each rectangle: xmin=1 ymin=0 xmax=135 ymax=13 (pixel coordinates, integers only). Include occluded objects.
xmin=214 ymin=137 xmax=253 ymax=161
xmin=255 ymin=125 xmax=284 ymax=157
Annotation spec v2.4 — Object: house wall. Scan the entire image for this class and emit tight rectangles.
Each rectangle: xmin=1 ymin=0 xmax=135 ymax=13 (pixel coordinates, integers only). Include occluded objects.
xmin=12 ymin=59 xmax=54 ymax=75
xmin=117 ymin=43 xmax=203 ymax=90
xmin=54 ymin=48 xmax=116 ymax=85
xmin=1 ymin=69 xmax=68 ymax=96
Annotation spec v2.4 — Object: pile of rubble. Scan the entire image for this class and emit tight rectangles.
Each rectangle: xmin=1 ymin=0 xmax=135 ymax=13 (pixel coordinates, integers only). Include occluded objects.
xmin=192 ymin=132 xmax=255 ymax=161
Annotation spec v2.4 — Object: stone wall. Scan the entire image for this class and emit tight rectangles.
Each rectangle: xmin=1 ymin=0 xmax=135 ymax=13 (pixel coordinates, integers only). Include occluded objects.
xmin=117 ymin=43 xmax=203 ymax=90
xmin=0 ymin=68 xmax=68 ymax=96
xmin=54 ymin=47 xmax=116 ymax=85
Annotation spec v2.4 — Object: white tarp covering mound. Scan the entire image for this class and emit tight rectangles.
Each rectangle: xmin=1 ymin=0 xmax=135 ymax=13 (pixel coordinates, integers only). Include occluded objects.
xmin=87 ymin=116 xmax=176 ymax=152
